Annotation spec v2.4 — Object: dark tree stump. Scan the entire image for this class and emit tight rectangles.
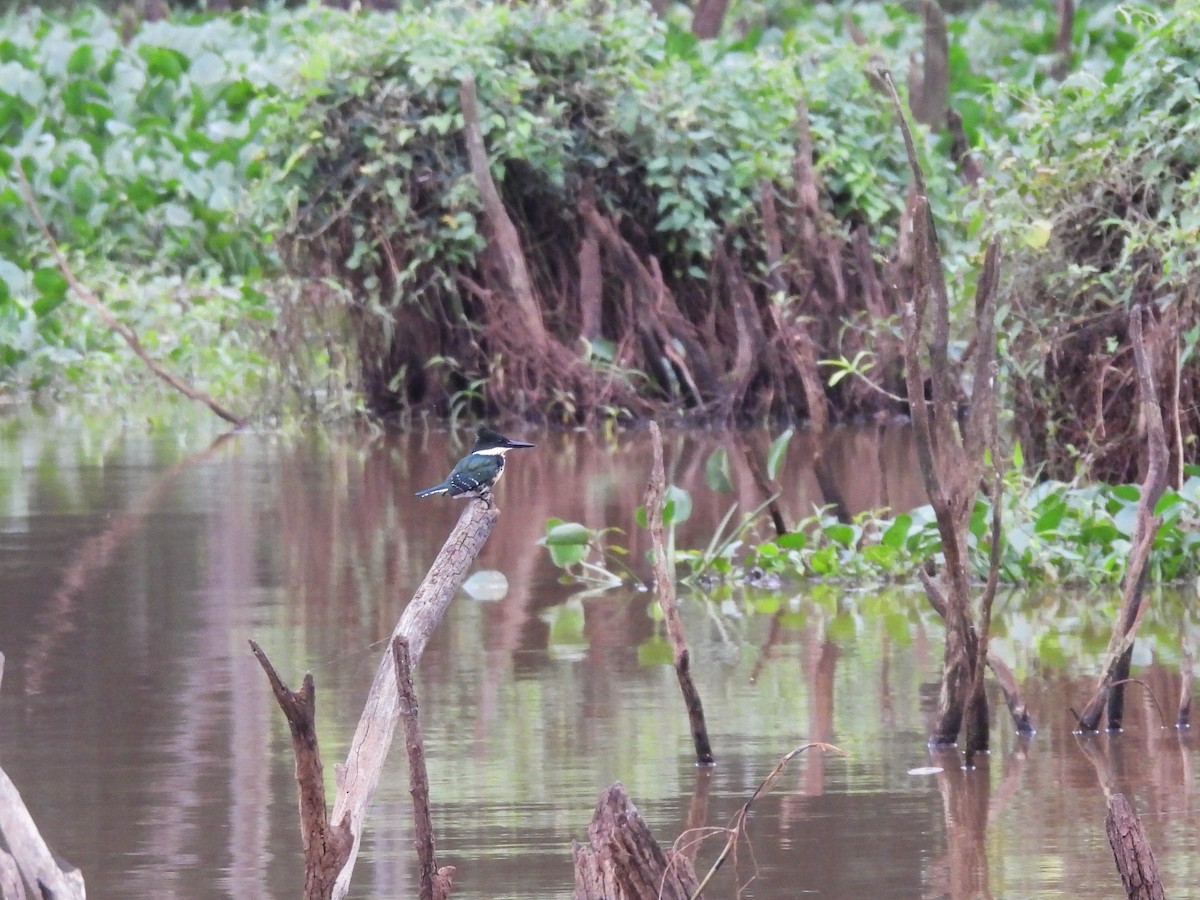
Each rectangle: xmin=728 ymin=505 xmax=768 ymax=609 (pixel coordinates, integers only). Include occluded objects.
xmin=1106 ymin=793 xmax=1165 ymax=900
xmin=573 ymin=783 xmax=699 ymax=900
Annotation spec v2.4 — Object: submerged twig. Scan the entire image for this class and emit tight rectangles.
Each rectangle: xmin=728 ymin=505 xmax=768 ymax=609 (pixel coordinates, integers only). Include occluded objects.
xmin=685 ymin=742 xmax=848 ymax=898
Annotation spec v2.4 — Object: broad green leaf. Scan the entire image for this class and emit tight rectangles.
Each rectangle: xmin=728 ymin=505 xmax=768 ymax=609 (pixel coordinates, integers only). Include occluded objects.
xmin=544 ymin=521 xmax=591 ymax=546
xmin=777 ymin=531 xmax=806 ymax=551
xmin=766 ymin=427 xmax=794 ymax=481
xmin=823 ymin=523 xmax=855 ymax=547
xmin=881 ymin=514 xmax=912 ymax=550
xmin=704 ymin=447 xmax=733 ymax=492
xmin=663 ymin=485 xmax=692 ymax=525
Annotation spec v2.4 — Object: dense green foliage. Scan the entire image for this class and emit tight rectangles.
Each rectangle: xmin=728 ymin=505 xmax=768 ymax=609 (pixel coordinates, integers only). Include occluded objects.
xmin=979 ymin=2 xmax=1200 ymax=479
xmin=0 ymin=0 xmax=1196 ymax=453
xmin=543 ymin=454 xmax=1200 ymax=589
xmin=0 ymin=5 xmax=306 ymax=397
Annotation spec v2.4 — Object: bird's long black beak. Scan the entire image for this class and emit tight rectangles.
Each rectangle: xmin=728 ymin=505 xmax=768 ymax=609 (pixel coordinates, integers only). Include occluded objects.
xmin=503 ymin=437 xmax=535 ymax=449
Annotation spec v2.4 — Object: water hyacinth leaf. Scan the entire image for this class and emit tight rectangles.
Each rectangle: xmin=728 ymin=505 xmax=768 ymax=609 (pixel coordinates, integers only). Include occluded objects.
xmin=1154 ymin=490 xmax=1183 ymax=516
xmin=881 ymin=514 xmax=911 ymax=549
xmin=862 ymin=544 xmax=896 ymax=569
xmin=544 ymin=520 xmax=591 ymax=546
xmin=1110 ymin=484 xmax=1140 ymax=504
xmin=704 ymin=446 xmax=733 ymax=492
xmin=823 ymin=522 xmax=855 ymax=547
xmin=1034 ymin=498 xmax=1066 ymax=535
xmin=766 ymin=427 xmax=794 ymax=481
xmin=663 ymin=484 xmax=692 ymax=525
xmin=777 ymin=531 xmax=806 ymax=551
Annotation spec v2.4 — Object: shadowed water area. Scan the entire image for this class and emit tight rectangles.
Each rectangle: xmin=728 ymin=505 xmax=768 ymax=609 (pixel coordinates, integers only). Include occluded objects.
xmin=1 ymin=411 xmax=1198 ymax=898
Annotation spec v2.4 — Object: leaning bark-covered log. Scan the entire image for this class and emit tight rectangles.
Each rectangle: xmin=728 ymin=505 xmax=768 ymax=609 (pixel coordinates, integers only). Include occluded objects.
xmin=393 ymin=636 xmax=455 ymax=900
xmin=0 ymin=653 xmax=86 ymax=900
xmin=1077 ymin=307 xmax=1168 ymax=732
xmin=646 ymin=422 xmax=715 ymax=766
xmin=249 ymin=644 xmax=351 ymax=898
xmin=572 ymin=782 xmax=699 ymax=900
xmin=254 ymin=499 xmax=497 ymax=899
xmin=1106 ymin=793 xmax=1166 ymax=900
xmin=329 ymin=498 xmax=498 ymax=899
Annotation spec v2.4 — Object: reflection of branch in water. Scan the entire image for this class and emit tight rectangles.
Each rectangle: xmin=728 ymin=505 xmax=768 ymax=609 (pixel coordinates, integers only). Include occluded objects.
xmin=681 ymin=742 xmax=848 ymax=899
xmin=24 ymin=432 xmax=237 ymax=695
xmin=926 ymin=747 xmax=992 ymax=900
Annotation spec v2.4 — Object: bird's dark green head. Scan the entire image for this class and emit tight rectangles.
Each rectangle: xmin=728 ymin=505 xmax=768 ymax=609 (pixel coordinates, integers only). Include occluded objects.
xmin=473 ymin=426 xmax=535 ymax=453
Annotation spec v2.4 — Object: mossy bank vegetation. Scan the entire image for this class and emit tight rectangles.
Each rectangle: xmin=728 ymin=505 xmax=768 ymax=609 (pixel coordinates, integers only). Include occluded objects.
xmin=1 ymin=0 xmax=1198 ymax=477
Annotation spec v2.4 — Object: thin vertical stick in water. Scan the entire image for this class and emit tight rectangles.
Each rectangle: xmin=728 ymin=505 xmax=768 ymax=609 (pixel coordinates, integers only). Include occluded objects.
xmin=646 ymin=422 xmax=715 ymax=765
xmin=393 ymin=636 xmax=455 ymax=900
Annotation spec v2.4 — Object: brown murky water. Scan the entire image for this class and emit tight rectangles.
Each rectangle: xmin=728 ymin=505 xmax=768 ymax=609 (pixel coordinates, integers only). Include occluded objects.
xmin=1 ymin=411 xmax=1198 ymax=898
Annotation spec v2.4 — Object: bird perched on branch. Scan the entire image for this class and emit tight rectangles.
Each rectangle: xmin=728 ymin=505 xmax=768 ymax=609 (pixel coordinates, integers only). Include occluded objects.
xmin=415 ymin=426 xmax=535 ymax=504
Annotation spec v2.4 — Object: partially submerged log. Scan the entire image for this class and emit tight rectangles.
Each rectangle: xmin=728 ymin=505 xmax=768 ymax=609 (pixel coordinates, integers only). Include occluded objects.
xmin=1106 ymin=793 xmax=1166 ymax=900
xmin=1079 ymin=736 xmax=1167 ymax=899
xmin=572 ymin=782 xmax=699 ymax=900
xmin=0 ymin=653 xmax=86 ymax=900
xmin=253 ymin=498 xmax=499 ymax=899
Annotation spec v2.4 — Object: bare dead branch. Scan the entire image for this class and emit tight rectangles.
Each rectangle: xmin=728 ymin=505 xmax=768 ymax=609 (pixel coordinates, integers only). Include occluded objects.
xmin=329 ymin=497 xmax=499 ymax=899
xmin=14 ymin=165 xmax=246 ymax=427
xmin=249 ymin=642 xmax=350 ymax=898
xmin=393 ymin=636 xmax=454 ymax=900
xmin=687 ymin=743 xmax=848 ymax=898
xmin=1077 ymin=307 xmax=1169 ymax=731
xmin=647 ymin=422 xmax=715 ymax=766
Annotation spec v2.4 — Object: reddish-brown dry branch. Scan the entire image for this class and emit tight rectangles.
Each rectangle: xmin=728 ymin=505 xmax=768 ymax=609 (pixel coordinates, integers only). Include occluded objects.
xmin=249 ymin=642 xmax=350 ymax=899
xmin=14 ymin=166 xmax=246 ymax=427
xmin=646 ymin=422 xmax=715 ymax=766
xmin=393 ymin=636 xmax=454 ymax=900
xmin=1077 ymin=307 xmax=1169 ymax=731
xmin=688 ymin=743 xmax=847 ymax=898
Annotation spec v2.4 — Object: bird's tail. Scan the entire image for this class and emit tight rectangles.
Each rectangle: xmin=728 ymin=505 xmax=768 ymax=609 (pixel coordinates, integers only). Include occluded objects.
xmin=414 ymin=484 xmax=450 ymax=498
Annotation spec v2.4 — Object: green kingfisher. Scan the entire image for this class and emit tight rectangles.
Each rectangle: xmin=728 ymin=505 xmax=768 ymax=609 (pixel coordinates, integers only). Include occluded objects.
xmin=414 ymin=426 xmax=535 ymax=502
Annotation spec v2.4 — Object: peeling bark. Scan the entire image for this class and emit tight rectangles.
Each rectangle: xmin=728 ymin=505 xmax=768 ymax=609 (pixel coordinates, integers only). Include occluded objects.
xmin=572 ymin=783 xmax=699 ymax=900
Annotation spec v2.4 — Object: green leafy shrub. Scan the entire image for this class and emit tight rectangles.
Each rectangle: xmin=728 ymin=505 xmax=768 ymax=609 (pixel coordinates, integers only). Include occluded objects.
xmin=980 ymin=1 xmax=1200 ymax=479
xmin=0 ymin=6 xmax=303 ymax=392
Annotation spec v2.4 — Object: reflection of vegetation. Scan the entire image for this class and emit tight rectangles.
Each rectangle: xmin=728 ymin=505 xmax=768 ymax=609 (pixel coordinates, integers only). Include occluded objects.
xmin=544 ymin=447 xmax=1200 ymax=587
